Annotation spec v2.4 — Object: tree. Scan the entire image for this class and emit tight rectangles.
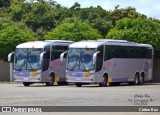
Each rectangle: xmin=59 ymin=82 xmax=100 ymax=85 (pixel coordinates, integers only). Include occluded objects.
xmin=70 ymin=2 xmax=80 ymax=10
xmin=0 ymin=0 xmax=11 ymax=7
xmin=0 ymin=24 xmax=36 ymax=60
xmin=110 ymin=6 xmax=147 ymax=26
xmin=45 ymin=19 xmax=102 ymax=41
xmin=79 ymin=6 xmax=113 ymax=37
xmin=24 ymin=1 xmax=57 ymax=32
xmin=9 ymin=0 xmax=65 ymax=39
xmin=62 ymin=4 xmax=113 ymax=37
xmin=0 ymin=17 xmax=12 ymax=30
xmin=10 ymin=1 xmax=32 ymax=21
xmin=65 ymin=2 xmax=81 ymax=18
xmin=106 ymin=18 xmax=160 ymax=57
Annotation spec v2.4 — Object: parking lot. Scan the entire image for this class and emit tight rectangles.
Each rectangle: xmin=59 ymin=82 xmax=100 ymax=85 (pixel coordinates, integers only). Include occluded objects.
xmin=0 ymin=82 xmax=160 ymax=107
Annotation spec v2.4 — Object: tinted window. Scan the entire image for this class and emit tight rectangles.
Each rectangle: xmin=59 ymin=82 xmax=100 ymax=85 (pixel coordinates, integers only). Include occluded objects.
xmin=96 ymin=45 xmax=104 ymax=72
xmin=104 ymin=45 xmax=152 ymax=60
xmin=51 ymin=46 xmax=68 ymax=60
xmin=42 ymin=45 xmax=50 ymax=71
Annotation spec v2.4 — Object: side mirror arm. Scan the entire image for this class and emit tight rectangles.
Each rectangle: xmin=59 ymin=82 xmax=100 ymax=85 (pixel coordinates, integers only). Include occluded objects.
xmin=60 ymin=51 xmax=67 ymax=61
xmin=40 ymin=51 xmax=46 ymax=62
xmin=93 ymin=51 xmax=100 ymax=63
xmin=8 ymin=52 xmax=14 ymax=62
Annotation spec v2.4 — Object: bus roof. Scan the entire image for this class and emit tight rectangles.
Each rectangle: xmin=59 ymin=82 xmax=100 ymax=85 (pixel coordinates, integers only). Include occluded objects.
xmin=138 ymin=44 xmax=153 ymax=48
xmin=69 ymin=40 xmax=153 ymax=48
xmin=69 ymin=40 xmax=104 ymax=48
xmin=16 ymin=40 xmax=73 ymax=48
xmin=45 ymin=40 xmax=73 ymax=43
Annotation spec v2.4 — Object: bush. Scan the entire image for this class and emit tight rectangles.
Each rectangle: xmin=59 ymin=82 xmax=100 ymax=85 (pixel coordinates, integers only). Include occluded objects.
xmin=45 ymin=19 xmax=102 ymax=41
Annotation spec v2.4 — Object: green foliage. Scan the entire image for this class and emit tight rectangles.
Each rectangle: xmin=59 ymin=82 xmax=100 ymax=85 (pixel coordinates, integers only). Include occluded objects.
xmin=0 ymin=17 xmax=12 ymax=30
xmin=45 ymin=19 xmax=102 ymax=41
xmin=110 ymin=6 xmax=147 ymax=26
xmin=0 ymin=0 xmax=11 ymax=7
xmin=9 ymin=0 xmax=66 ymax=39
xmin=0 ymin=0 xmax=160 ymax=60
xmin=0 ymin=24 xmax=36 ymax=60
xmin=24 ymin=1 xmax=56 ymax=32
xmin=78 ymin=6 xmax=113 ymax=37
xmin=60 ymin=4 xmax=113 ymax=37
xmin=106 ymin=18 xmax=160 ymax=56
xmin=10 ymin=2 xmax=31 ymax=21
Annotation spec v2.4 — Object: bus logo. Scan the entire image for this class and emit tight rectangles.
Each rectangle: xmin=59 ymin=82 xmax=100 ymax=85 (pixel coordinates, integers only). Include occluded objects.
xmin=2 ymin=107 xmax=11 ymax=112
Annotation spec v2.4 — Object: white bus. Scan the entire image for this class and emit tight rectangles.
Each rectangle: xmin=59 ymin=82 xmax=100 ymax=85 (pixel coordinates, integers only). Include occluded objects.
xmin=8 ymin=40 xmax=73 ymax=86
xmin=61 ymin=40 xmax=153 ymax=87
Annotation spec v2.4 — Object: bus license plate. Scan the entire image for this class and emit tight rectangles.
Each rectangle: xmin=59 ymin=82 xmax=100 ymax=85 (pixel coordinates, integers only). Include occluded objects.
xmin=23 ymin=78 xmax=28 ymax=80
xmin=76 ymin=77 xmax=81 ymax=81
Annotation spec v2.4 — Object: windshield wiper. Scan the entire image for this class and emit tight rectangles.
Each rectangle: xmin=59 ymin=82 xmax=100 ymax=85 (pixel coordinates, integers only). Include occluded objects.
xmin=18 ymin=59 xmax=26 ymax=71
xmin=27 ymin=53 xmax=34 ymax=71
xmin=80 ymin=52 xmax=87 ymax=71
xmin=28 ymin=61 xmax=34 ymax=71
xmin=80 ymin=59 xmax=86 ymax=71
xmin=67 ymin=56 xmax=79 ymax=71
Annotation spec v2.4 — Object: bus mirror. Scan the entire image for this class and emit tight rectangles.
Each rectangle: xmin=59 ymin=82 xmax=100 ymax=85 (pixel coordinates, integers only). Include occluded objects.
xmin=8 ymin=52 xmax=14 ymax=62
xmin=60 ymin=51 xmax=67 ymax=61
xmin=93 ymin=51 xmax=100 ymax=63
xmin=40 ymin=51 xmax=46 ymax=62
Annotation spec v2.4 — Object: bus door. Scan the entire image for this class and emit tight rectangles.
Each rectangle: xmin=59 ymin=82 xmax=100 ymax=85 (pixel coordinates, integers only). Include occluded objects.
xmin=51 ymin=45 xmax=68 ymax=82
xmin=42 ymin=45 xmax=50 ymax=82
xmin=95 ymin=45 xmax=104 ymax=81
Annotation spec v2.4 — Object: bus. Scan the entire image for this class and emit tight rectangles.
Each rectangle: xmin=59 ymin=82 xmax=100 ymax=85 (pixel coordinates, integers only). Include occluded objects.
xmin=8 ymin=40 xmax=73 ymax=86
xmin=60 ymin=40 xmax=153 ymax=87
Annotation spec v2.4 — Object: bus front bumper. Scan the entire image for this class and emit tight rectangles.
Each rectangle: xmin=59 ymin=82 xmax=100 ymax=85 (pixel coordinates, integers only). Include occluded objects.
xmin=66 ymin=74 xmax=95 ymax=83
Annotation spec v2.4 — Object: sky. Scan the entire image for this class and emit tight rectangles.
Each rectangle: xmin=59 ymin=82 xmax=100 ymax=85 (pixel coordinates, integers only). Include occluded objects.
xmin=53 ymin=0 xmax=160 ymax=20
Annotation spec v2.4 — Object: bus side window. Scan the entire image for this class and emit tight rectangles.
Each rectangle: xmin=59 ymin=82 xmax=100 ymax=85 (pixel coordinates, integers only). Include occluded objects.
xmin=142 ymin=47 xmax=152 ymax=59
xmin=96 ymin=45 xmax=104 ymax=72
xmin=105 ymin=45 xmax=111 ymax=60
xmin=147 ymin=48 xmax=152 ymax=59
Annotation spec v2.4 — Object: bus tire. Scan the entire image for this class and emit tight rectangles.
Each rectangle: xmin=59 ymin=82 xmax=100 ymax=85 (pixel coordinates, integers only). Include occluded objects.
xmin=109 ymin=82 xmax=120 ymax=86
xmin=134 ymin=73 xmax=139 ymax=85
xmin=57 ymin=82 xmax=63 ymax=86
xmin=57 ymin=82 xmax=68 ymax=86
xmin=46 ymin=74 xmax=54 ymax=86
xmin=99 ymin=75 xmax=108 ymax=87
xmin=76 ymin=83 xmax=82 ymax=87
xmin=23 ymin=82 xmax=30 ymax=86
xmin=139 ymin=73 xmax=144 ymax=85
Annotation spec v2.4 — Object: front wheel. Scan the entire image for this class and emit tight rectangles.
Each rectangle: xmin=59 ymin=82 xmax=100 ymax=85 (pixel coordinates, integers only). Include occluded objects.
xmin=23 ymin=82 xmax=30 ymax=86
xmin=109 ymin=82 xmax=120 ymax=86
xmin=99 ymin=76 xmax=107 ymax=87
xmin=57 ymin=82 xmax=68 ymax=86
xmin=76 ymin=83 xmax=82 ymax=87
xmin=46 ymin=74 xmax=54 ymax=86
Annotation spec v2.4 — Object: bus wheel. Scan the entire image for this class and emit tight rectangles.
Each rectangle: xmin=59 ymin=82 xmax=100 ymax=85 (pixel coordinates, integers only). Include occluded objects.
xmin=109 ymin=82 xmax=120 ymax=86
xmin=99 ymin=76 xmax=107 ymax=87
xmin=134 ymin=74 xmax=139 ymax=85
xmin=76 ymin=83 xmax=82 ymax=87
xmin=23 ymin=82 xmax=30 ymax=86
xmin=57 ymin=82 xmax=68 ymax=86
xmin=139 ymin=74 xmax=144 ymax=85
xmin=46 ymin=74 xmax=54 ymax=86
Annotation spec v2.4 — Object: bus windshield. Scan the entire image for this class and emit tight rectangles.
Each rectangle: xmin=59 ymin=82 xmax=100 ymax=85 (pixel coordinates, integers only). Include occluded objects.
xmin=66 ymin=48 xmax=96 ymax=71
xmin=14 ymin=48 xmax=42 ymax=71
